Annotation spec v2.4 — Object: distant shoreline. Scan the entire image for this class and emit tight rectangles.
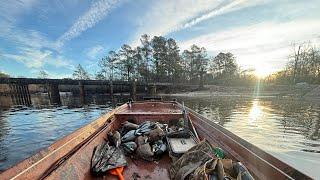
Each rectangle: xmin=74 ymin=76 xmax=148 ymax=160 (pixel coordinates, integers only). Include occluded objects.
xmin=160 ymin=84 xmax=320 ymax=103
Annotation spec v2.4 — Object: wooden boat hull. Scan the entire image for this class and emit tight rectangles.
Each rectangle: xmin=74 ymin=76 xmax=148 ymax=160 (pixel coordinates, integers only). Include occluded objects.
xmin=0 ymin=101 xmax=311 ymax=180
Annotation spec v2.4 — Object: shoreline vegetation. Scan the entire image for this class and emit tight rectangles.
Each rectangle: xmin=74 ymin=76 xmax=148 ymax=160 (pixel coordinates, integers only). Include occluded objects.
xmin=72 ymin=35 xmax=320 ymax=87
xmin=160 ymin=84 xmax=320 ymax=103
xmin=1 ymin=34 xmax=319 ymax=88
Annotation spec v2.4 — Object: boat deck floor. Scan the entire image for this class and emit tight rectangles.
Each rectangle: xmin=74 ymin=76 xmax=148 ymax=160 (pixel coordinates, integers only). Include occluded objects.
xmin=100 ymin=154 xmax=171 ymax=180
xmin=116 ymin=102 xmax=182 ymax=115
xmin=116 ymin=108 xmax=182 ymax=115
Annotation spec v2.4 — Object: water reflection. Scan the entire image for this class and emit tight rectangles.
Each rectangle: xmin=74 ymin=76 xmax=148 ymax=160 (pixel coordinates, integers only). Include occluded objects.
xmin=248 ymin=99 xmax=262 ymax=124
xmin=179 ymin=96 xmax=320 ymax=154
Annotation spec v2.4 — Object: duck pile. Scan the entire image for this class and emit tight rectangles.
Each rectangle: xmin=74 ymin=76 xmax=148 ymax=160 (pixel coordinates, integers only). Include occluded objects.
xmin=109 ymin=120 xmax=170 ymax=161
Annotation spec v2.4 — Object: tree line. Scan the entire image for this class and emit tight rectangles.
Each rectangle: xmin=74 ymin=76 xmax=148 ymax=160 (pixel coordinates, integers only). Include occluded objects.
xmin=73 ymin=34 xmax=245 ymax=87
xmin=1 ymin=33 xmax=315 ymax=86
xmin=265 ymin=43 xmax=320 ymax=85
xmin=0 ymin=72 xmax=10 ymax=78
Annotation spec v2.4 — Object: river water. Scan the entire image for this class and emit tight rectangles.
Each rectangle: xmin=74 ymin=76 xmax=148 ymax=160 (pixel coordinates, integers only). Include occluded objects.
xmin=0 ymin=94 xmax=319 ymax=178
xmin=178 ymin=96 xmax=320 ymax=178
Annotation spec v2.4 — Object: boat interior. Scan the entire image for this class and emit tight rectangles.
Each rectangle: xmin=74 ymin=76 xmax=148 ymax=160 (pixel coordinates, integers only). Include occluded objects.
xmin=49 ymin=101 xmax=185 ymax=179
xmin=0 ymin=101 xmax=310 ymax=180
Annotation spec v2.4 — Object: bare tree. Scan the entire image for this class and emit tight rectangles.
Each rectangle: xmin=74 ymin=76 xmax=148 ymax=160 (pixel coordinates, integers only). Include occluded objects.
xmin=73 ymin=64 xmax=91 ymax=80
xmin=291 ymin=43 xmax=302 ymax=84
xmin=38 ymin=70 xmax=49 ymax=79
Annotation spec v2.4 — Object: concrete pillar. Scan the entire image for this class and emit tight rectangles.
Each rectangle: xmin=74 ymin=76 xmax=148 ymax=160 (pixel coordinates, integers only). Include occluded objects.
xmin=48 ymin=83 xmax=61 ymax=105
xmin=18 ymin=85 xmax=25 ymax=105
xmin=110 ymin=81 xmax=113 ymax=97
xmin=144 ymin=85 xmax=148 ymax=94
xmin=109 ymin=81 xmax=115 ymax=104
xmin=14 ymin=84 xmax=20 ymax=105
xmin=151 ymin=84 xmax=157 ymax=97
xmin=9 ymin=84 xmax=31 ymax=106
xmin=132 ymin=80 xmax=137 ymax=100
xmin=9 ymin=84 xmax=17 ymax=105
xmin=22 ymin=85 xmax=31 ymax=106
xmin=15 ymin=85 xmax=22 ymax=105
xmin=166 ymin=84 xmax=172 ymax=94
xmin=26 ymin=85 xmax=32 ymax=105
xmin=79 ymin=81 xmax=85 ymax=104
xmin=16 ymin=85 xmax=23 ymax=105
xmin=120 ymin=84 xmax=123 ymax=96
xmin=21 ymin=85 xmax=26 ymax=105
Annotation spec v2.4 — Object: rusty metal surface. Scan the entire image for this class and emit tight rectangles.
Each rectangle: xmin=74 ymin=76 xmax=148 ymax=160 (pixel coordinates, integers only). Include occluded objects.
xmin=117 ymin=101 xmax=182 ymax=115
xmin=0 ymin=101 xmax=311 ymax=180
xmin=116 ymin=114 xmax=182 ymax=124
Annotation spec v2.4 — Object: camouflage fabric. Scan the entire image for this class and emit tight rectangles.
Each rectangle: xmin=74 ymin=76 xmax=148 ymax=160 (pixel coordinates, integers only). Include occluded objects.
xmin=169 ymin=140 xmax=215 ymax=180
xmin=91 ymin=143 xmax=127 ymax=176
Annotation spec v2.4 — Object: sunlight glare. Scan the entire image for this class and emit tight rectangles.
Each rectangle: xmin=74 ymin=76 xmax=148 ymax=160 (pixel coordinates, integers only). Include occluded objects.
xmin=248 ymin=100 xmax=262 ymax=123
xmin=254 ymin=66 xmax=272 ymax=78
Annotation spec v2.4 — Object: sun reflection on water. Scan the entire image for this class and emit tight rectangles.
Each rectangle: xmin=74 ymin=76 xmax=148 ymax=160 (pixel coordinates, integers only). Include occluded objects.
xmin=248 ymin=99 xmax=262 ymax=124
xmin=180 ymin=96 xmax=320 ymax=178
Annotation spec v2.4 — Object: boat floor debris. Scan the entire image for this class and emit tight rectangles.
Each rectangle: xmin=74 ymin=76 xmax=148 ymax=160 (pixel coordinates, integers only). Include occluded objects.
xmin=93 ymin=155 xmax=171 ymax=179
xmin=91 ymin=117 xmax=254 ymax=180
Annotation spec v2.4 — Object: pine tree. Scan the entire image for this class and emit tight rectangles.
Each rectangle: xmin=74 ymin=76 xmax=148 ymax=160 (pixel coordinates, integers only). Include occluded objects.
xmin=151 ymin=36 xmax=167 ymax=82
xmin=119 ymin=44 xmax=135 ymax=81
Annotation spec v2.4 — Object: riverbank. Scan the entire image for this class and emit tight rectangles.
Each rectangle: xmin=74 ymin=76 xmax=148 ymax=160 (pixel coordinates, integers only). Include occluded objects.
xmin=161 ymin=84 xmax=320 ymax=103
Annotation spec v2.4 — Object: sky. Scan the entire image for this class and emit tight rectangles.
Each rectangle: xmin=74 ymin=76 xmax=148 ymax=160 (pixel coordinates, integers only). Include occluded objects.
xmin=0 ymin=0 xmax=320 ymax=78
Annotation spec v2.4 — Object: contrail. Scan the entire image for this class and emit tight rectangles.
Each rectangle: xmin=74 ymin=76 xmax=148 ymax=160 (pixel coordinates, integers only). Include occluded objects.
xmin=57 ymin=0 xmax=120 ymax=47
xmin=180 ymin=0 xmax=251 ymax=30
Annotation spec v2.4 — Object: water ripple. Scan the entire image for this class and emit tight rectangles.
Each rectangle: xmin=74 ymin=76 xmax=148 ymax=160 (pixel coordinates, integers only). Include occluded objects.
xmin=0 ymin=104 xmax=112 ymax=171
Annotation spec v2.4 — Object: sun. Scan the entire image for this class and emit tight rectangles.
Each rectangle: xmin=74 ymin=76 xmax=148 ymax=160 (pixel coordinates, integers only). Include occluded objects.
xmin=254 ymin=66 xmax=272 ymax=78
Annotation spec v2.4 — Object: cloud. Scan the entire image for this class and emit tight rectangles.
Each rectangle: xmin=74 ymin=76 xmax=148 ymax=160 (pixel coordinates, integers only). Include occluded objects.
xmin=179 ymin=19 xmax=320 ymax=72
xmin=0 ymin=0 xmax=115 ymax=77
xmin=1 ymin=47 xmax=73 ymax=69
xmin=0 ymin=27 xmax=74 ymax=71
xmin=0 ymin=0 xmax=37 ymax=24
xmin=28 ymin=68 xmax=73 ymax=79
xmin=86 ymin=45 xmax=104 ymax=59
xmin=48 ymin=72 xmax=73 ymax=79
xmin=56 ymin=0 xmax=120 ymax=47
xmin=130 ymin=0 xmax=265 ymax=46
xmin=0 ymin=0 xmax=40 ymax=44
xmin=180 ymin=0 xmax=265 ymax=30
xmin=130 ymin=0 xmax=221 ymax=45
xmin=0 ymin=1 xmax=61 ymax=56
xmin=1 ymin=28 xmax=57 ymax=50
xmin=0 ymin=1 xmax=76 ymax=74
xmin=2 ymin=49 xmax=50 ymax=68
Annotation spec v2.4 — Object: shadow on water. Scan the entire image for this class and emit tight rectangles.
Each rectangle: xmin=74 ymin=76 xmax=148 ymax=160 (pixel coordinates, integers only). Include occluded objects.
xmin=0 ymin=110 xmax=10 ymax=165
